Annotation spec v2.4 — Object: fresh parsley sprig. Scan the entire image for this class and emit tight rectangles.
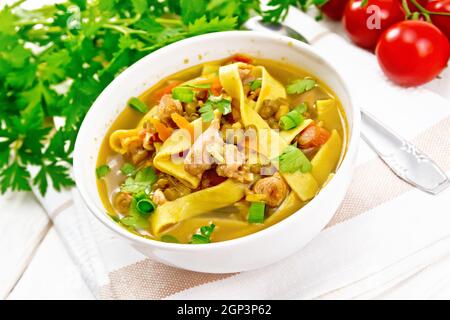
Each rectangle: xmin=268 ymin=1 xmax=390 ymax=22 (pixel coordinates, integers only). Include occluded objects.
xmin=120 ymin=167 xmax=158 ymax=194
xmin=199 ymin=95 xmax=232 ymax=122
xmin=263 ymin=0 xmax=329 ymax=23
xmin=286 ymin=78 xmax=316 ymax=95
xmin=0 ymin=0 xmax=318 ymax=195
xmin=0 ymin=0 xmax=255 ymax=195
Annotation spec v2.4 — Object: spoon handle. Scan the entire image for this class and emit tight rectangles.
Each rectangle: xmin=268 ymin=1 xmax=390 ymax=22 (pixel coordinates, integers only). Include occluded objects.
xmin=360 ymin=109 xmax=449 ymax=194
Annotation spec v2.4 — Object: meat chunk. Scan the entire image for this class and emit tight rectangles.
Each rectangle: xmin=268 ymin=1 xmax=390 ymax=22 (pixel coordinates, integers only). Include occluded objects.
xmin=184 ymin=119 xmax=223 ymax=177
xmin=127 ymin=139 xmax=149 ymax=165
xmin=216 ymin=144 xmax=253 ymax=183
xmin=252 ymin=173 xmax=288 ymax=207
xmin=238 ymin=67 xmax=252 ymax=82
xmin=113 ymin=192 xmax=132 ymax=214
xmin=142 ymin=131 xmax=156 ymax=151
xmin=152 ymin=189 xmax=167 ymax=206
xmin=230 ymin=98 xmax=241 ymax=122
xmin=157 ymin=94 xmax=183 ymax=125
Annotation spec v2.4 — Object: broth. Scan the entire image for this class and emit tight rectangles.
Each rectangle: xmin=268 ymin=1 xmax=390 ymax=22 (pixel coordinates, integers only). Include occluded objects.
xmin=96 ymin=55 xmax=348 ymax=244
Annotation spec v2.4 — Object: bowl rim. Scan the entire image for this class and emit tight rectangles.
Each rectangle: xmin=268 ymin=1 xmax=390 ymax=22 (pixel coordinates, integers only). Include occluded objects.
xmin=73 ymin=30 xmax=360 ymax=251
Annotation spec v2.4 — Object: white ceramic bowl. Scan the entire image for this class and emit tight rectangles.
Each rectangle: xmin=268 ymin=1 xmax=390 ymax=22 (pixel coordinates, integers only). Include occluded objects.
xmin=74 ymin=31 xmax=359 ymax=273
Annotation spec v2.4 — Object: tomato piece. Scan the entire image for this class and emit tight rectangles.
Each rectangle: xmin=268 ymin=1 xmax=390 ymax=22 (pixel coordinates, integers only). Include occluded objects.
xmin=150 ymin=133 xmax=161 ymax=143
xmin=201 ymin=169 xmax=227 ymax=189
xmin=210 ymin=77 xmax=222 ymax=96
xmin=297 ymin=125 xmax=331 ymax=148
xmin=427 ymin=0 xmax=450 ymax=41
xmin=376 ymin=20 xmax=450 ymax=86
xmin=320 ymin=0 xmax=349 ymax=20
xmin=152 ymin=80 xmax=183 ymax=101
xmin=229 ymin=54 xmax=253 ymax=64
xmin=343 ymin=0 xmax=405 ymax=50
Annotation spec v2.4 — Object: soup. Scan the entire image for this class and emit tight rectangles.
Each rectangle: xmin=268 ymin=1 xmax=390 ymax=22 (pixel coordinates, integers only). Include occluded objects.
xmin=96 ymin=55 xmax=348 ymax=244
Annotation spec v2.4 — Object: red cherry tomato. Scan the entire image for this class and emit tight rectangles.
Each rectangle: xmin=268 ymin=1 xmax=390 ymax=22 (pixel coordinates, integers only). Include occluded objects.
xmin=406 ymin=0 xmax=429 ymax=12
xmin=426 ymin=0 xmax=450 ymax=40
xmin=376 ymin=20 xmax=450 ymax=86
xmin=343 ymin=0 xmax=405 ymax=50
xmin=320 ymin=0 xmax=349 ymax=20
xmin=229 ymin=54 xmax=253 ymax=64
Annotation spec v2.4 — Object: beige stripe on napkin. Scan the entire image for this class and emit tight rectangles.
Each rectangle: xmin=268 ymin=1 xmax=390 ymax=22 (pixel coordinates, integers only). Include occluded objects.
xmin=329 ymin=116 xmax=450 ymax=225
xmin=99 ymin=259 xmax=234 ymax=299
xmin=99 ymin=116 xmax=450 ymax=300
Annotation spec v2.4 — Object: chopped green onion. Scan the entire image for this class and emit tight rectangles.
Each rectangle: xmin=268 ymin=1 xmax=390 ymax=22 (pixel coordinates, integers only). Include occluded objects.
xmin=128 ymin=97 xmax=148 ymax=113
xmin=295 ymin=102 xmax=308 ymax=114
xmin=250 ymin=79 xmax=262 ymax=91
xmin=172 ymin=86 xmax=194 ymax=103
xmin=200 ymin=225 xmax=215 ymax=237
xmin=161 ymin=235 xmax=180 ymax=243
xmin=190 ymin=234 xmax=210 ymax=244
xmin=290 ymin=109 xmax=304 ymax=124
xmin=279 ymin=114 xmax=297 ymax=130
xmin=248 ymin=202 xmax=266 ymax=224
xmin=120 ymin=163 xmax=135 ymax=176
xmin=96 ymin=165 xmax=110 ymax=179
xmin=186 ymin=83 xmax=211 ymax=89
xmin=189 ymin=223 xmax=215 ymax=244
xmin=136 ymin=198 xmax=155 ymax=215
xmin=279 ymin=108 xmax=304 ymax=130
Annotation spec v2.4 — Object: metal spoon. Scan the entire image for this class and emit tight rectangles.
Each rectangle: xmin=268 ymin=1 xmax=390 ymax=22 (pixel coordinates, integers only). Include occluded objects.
xmin=245 ymin=17 xmax=450 ymax=195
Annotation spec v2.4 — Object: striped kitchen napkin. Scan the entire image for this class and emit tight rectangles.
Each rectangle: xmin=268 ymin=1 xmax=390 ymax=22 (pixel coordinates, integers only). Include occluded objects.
xmin=33 ymin=8 xmax=450 ymax=299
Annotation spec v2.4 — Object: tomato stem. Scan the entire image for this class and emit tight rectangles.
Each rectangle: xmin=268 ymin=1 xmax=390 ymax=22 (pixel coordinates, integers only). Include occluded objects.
xmin=402 ymin=0 xmax=412 ymax=16
xmin=303 ymin=0 xmax=314 ymax=11
xmin=409 ymin=0 xmax=450 ymax=16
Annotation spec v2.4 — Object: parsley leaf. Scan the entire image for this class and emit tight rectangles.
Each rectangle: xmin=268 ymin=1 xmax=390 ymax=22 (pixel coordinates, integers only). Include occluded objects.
xmin=120 ymin=167 xmax=157 ymax=194
xmin=135 ymin=167 xmax=158 ymax=184
xmin=120 ymin=163 xmax=136 ymax=176
xmin=188 ymin=16 xmax=237 ymax=35
xmin=199 ymin=96 xmax=231 ymax=122
xmin=263 ymin=0 xmax=301 ymax=23
xmin=181 ymin=0 xmax=207 ymax=24
xmin=161 ymin=234 xmax=180 ymax=243
xmin=250 ymin=79 xmax=262 ymax=91
xmin=295 ymin=102 xmax=308 ymax=114
xmin=277 ymin=145 xmax=312 ymax=173
xmin=0 ymin=1 xmax=307 ymax=196
xmin=286 ymin=78 xmax=316 ymax=95
xmin=45 ymin=164 xmax=75 ymax=192
xmin=0 ymin=162 xmax=31 ymax=193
